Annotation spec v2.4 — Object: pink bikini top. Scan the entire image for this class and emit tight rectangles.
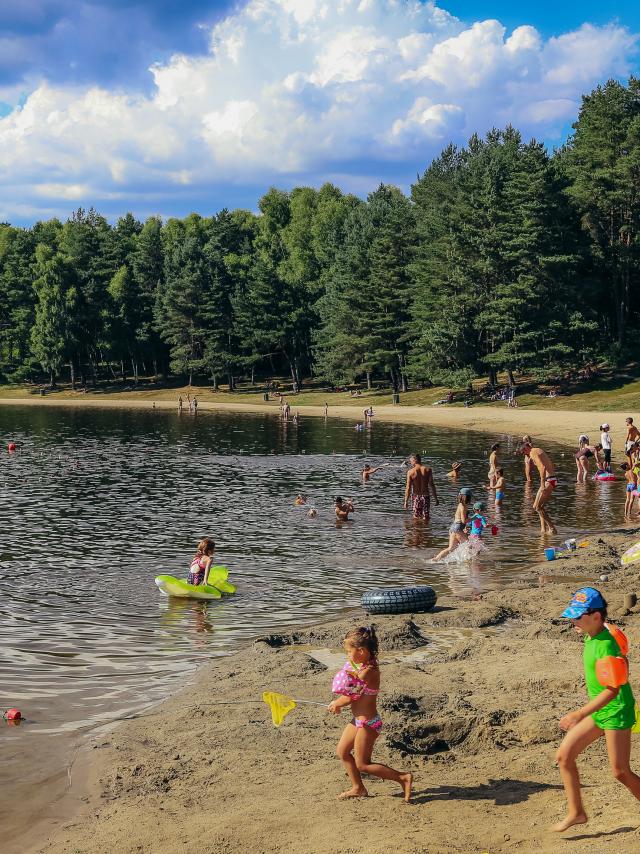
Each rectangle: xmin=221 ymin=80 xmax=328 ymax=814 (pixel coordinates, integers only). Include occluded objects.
xmin=331 ymin=661 xmax=379 ymax=699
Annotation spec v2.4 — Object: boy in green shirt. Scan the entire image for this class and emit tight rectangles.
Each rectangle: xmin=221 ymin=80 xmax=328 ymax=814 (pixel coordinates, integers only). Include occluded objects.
xmin=554 ymin=587 xmax=640 ymax=832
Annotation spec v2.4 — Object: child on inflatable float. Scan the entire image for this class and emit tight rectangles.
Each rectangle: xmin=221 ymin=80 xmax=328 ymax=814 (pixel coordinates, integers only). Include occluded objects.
xmin=329 ymin=625 xmax=412 ymax=801
xmin=187 ymin=537 xmax=215 ymax=586
xmin=553 ymin=587 xmax=640 ymax=833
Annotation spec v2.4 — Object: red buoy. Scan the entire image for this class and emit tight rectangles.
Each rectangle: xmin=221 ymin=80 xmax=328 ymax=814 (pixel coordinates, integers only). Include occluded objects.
xmin=3 ymin=708 xmax=21 ymax=720
xmin=491 ymin=525 xmax=499 ymax=536
xmin=7 ymin=442 xmax=17 ymax=452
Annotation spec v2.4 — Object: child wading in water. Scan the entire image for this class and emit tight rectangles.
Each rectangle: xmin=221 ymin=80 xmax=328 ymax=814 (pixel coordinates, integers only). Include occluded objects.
xmin=188 ymin=537 xmax=215 ymax=586
xmin=554 ymin=588 xmax=640 ymax=832
xmin=432 ymin=488 xmax=472 ymax=561
xmin=329 ymin=626 xmax=412 ymax=801
xmin=494 ymin=468 xmax=505 ymax=506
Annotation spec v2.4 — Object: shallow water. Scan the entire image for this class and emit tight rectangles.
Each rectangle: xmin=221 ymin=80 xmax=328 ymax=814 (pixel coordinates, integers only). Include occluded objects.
xmin=0 ymin=405 xmax=627 ymax=843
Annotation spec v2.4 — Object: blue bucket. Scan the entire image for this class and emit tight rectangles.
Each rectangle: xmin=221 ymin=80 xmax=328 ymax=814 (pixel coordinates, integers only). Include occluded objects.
xmin=544 ymin=548 xmax=556 ymax=561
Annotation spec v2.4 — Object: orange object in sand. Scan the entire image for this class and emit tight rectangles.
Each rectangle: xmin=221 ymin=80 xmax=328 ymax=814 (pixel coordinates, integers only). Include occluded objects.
xmin=605 ymin=623 xmax=630 ymax=656
xmin=595 ymin=656 xmax=628 ymax=688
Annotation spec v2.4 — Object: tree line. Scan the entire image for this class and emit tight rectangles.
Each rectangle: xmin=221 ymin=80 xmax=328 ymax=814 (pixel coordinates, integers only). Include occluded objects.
xmin=1 ymin=78 xmax=639 ymax=392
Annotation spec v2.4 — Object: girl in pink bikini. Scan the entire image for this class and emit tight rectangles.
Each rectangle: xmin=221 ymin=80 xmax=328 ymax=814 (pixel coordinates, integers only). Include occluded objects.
xmin=328 ymin=626 xmax=413 ymax=801
xmin=187 ymin=537 xmax=215 ymax=586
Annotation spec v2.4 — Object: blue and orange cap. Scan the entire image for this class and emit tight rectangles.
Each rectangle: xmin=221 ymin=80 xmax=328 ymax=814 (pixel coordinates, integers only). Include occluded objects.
xmin=561 ymin=587 xmax=606 ymax=620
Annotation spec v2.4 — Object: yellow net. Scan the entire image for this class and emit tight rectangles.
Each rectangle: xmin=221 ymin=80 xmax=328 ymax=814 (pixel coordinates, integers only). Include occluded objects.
xmin=262 ymin=691 xmax=297 ymax=727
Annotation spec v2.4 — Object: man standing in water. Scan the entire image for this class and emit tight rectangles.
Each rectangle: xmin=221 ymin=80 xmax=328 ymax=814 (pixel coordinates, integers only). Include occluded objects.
xmin=625 ymin=417 xmax=640 ymax=465
xmin=517 ymin=441 xmax=557 ymax=533
xmin=403 ymin=454 xmax=439 ymax=520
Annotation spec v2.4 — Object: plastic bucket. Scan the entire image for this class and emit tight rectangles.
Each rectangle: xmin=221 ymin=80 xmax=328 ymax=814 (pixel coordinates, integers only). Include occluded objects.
xmin=544 ymin=548 xmax=556 ymax=561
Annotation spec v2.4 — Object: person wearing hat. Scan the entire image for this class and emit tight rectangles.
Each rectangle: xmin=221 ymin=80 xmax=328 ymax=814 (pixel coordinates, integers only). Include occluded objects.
xmin=468 ymin=501 xmax=488 ymax=537
xmin=599 ymin=424 xmax=612 ymax=472
xmin=431 ymin=488 xmax=471 ymax=561
xmin=447 ymin=461 xmax=462 ymax=479
xmin=553 ymin=588 xmax=640 ymax=833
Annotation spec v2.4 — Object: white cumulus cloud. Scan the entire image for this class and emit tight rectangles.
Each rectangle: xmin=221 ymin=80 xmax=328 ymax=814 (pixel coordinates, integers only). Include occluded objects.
xmin=0 ymin=0 xmax=637 ymax=221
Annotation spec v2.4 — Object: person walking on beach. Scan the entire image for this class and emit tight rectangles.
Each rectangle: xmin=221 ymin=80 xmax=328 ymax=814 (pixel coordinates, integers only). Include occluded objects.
xmin=517 ymin=440 xmax=557 ymax=533
xmin=625 ymin=418 xmax=640 ymax=465
xmin=178 ymin=396 xmax=183 ymax=412
xmin=193 ymin=396 xmax=198 ymax=414
xmin=553 ymin=588 xmax=640 ymax=833
xmin=324 ymin=402 xmax=328 ymax=417
xmin=488 ymin=443 xmax=500 ymax=488
xmin=403 ymin=454 xmax=439 ymax=520
xmin=600 ymin=424 xmax=612 ymax=471
xmin=330 ymin=626 xmax=412 ymax=801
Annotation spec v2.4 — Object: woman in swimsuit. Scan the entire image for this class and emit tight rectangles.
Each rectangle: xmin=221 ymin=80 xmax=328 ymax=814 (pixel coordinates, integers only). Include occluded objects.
xmin=575 ymin=435 xmax=592 ymax=483
xmin=432 ymin=489 xmax=471 ymax=561
xmin=329 ymin=626 xmax=412 ymax=801
xmin=187 ymin=537 xmax=215 ymax=586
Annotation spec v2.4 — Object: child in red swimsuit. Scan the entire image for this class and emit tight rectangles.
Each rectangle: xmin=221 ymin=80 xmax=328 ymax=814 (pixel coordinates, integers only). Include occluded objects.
xmin=187 ymin=537 xmax=215 ymax=586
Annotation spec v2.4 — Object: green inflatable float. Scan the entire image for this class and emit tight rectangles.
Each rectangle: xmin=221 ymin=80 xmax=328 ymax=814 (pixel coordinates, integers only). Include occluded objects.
xmin=155 ymin=565 xmax=236 ymax=600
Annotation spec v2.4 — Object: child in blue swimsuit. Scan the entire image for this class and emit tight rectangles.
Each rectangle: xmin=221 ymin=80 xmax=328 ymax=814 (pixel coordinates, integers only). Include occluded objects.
xmin=494 ymin=468 xmax=505 ymax=506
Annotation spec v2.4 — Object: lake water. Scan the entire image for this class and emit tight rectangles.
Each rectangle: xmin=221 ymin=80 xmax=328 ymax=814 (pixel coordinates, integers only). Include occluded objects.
xmin=0 ymin=405 xmax=625 ymax=846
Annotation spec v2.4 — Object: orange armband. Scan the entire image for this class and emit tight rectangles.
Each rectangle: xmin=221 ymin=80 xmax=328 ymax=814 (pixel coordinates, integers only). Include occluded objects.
xmin=604 ymin=622 xmax=629 ymax=656
xmin=595 ymin=656 xmax=629 ymax=688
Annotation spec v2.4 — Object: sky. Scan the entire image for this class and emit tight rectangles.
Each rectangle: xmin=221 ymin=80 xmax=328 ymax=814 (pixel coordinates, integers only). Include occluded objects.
xmin=0 ymin=0 xmax=638 ymax=225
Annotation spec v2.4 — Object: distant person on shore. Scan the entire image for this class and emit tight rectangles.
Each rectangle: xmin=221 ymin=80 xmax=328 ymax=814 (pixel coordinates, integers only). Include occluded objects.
xmin=403 ymin=453 xmax=439 ymax=520
xmin=330 ymin=626 xmax=412 ymax=801
xmin=364 ymin=406 xmax=374 ymax=422
xmin=625 ymin=417 xmax=640 ymax=465
xmin=600 ymin=424 xmax=612 ymax=471
xmin=521 ymin=435 xmax=534 ymax=482
xmin=488 ymin=443 xmax=501 ymax=487
xmin=178 ymin=396 xmax=183 ymax=412
xmin=553 ymin=588 xmax=640 ymax=833
xmin=193 ymin=396 xmax=198 ymax=414
xmin=447 ymin=461 xmax=462 ymax=479
xmin=187 ymin=537 xmax=215 ymax=586
xmin=335 ymin=496 xmax=354 ymax=521
xmin=517 ymin=440 xmax=557 ymax=533
xmin=324 ymin=402 xmax=328 ymax=417
xmin=494 ymin=468 xmax=505 ymax=506
xmin=432 ymin=488 xmax=471 ymax=561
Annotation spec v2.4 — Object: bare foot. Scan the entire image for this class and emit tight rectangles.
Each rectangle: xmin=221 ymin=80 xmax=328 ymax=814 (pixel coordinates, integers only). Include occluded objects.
xmin=400 ymin=772 xmax=413 ymax=802
xmin=552 ymin=812 xmax=587 ymax=832
xmin=338 ymin=787 xmax=368 ymax=800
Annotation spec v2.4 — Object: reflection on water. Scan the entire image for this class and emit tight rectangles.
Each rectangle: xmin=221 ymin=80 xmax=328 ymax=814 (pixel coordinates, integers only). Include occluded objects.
xmin=0 ymin=405 xmax=629 ymax=842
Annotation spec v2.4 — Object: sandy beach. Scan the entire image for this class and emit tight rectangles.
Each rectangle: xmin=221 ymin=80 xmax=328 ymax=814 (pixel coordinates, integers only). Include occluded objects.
xmin=29 ymin=531 xmax=640 ymax=854
xmin=1 ymin=395 xmax=637 ymax=450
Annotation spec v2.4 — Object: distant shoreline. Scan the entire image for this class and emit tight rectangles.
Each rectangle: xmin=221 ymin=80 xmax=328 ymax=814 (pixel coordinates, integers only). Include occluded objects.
xmin=1 ymin=394 xmax=637 ymax=451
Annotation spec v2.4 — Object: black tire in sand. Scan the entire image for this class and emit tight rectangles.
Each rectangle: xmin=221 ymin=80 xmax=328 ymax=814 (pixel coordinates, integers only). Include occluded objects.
xmin=361 ymin=586 xmax=437 ymax=615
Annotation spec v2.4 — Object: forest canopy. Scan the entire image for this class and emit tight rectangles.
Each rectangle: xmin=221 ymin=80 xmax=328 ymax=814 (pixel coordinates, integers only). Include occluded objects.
xmin=1 ymin=78 xmax=639 ymax=391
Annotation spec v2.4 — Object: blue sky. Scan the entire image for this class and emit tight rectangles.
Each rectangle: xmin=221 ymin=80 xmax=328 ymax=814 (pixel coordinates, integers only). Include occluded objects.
xmin=0 ymin=0 xmax=638 ymax=224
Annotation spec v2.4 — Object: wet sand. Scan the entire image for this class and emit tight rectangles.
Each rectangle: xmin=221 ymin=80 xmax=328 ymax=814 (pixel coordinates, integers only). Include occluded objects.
xmin=33 ymin=531 xmax=640 ymax=854
xmin=1 ymin=395 xmax=636 ymax=450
